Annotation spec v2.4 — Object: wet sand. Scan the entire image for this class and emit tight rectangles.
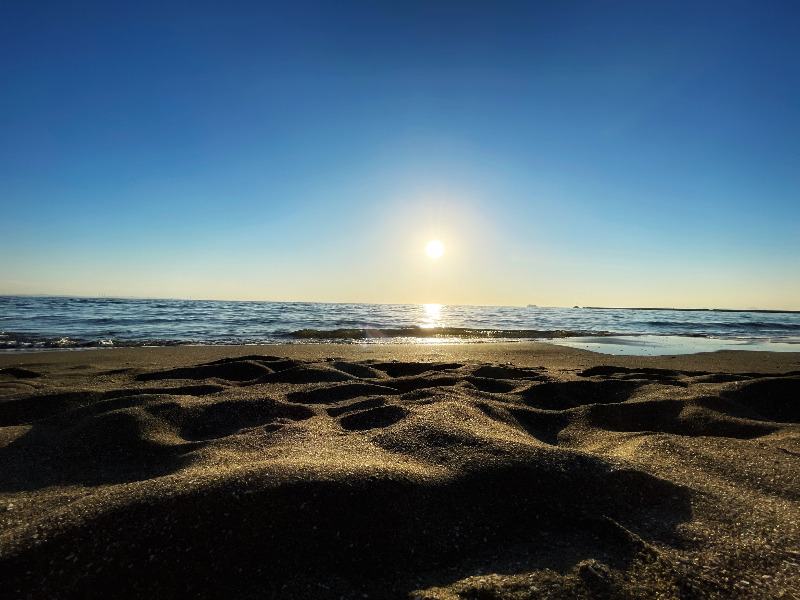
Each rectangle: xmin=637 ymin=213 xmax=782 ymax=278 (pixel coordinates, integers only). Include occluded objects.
xmin=1 ymin=343 xmax=799 ymax=599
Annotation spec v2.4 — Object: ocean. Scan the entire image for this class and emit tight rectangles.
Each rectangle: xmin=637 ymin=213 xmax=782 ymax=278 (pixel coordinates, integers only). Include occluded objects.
xmin=2 ymin=295 xmax=799 ymax=355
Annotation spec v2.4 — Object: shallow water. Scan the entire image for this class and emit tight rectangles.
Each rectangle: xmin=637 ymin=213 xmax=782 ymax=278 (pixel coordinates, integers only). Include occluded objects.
xmin=549 ymin=334 xmax=800 ymax=356
xmin=1 ymin=296 xmax=799 ymax=355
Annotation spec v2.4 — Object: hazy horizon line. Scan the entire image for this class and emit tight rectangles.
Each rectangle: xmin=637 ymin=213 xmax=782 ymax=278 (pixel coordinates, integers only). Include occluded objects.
xmin=2 ymin=293 xmax=798 ymax=314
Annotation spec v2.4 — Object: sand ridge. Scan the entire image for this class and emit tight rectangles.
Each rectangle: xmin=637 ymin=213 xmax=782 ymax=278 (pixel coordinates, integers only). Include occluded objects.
xmin=0 ymin=346 xmax=799 ymax=599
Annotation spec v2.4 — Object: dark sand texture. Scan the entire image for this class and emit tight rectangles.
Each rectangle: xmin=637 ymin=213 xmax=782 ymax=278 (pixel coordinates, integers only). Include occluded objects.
xmin=1 ymin=344 xmax=799 ymax=599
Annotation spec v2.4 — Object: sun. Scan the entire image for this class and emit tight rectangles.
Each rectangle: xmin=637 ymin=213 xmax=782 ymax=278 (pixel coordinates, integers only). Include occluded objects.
xmin=425 ymin=240 xmax=445 ymax=259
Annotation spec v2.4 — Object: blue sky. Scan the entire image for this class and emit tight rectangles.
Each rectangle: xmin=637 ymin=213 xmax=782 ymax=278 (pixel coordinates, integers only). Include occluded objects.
xmin=2 ymin=1 xmax=799 ymax=308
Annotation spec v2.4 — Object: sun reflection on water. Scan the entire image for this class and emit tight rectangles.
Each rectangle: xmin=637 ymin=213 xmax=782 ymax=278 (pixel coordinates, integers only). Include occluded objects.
xmin=420 ymin=303 xmax=443 ymax=329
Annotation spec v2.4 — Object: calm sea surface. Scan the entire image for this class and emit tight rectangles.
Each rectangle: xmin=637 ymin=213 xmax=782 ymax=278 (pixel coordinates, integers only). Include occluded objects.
xmin=2 ymin=296 xmax=799 ymax=355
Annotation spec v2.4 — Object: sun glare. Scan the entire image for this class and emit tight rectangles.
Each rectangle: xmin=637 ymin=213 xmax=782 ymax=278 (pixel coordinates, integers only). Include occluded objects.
xmin=425 ymin=240 xmax=445 ymax=259
xmin=421 ymin=303 xmax=443 ymax=328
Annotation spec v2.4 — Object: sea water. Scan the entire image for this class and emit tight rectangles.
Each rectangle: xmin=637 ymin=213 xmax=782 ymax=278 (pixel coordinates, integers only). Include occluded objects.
xmin=2 ymin=295 xmax=799 ymax=355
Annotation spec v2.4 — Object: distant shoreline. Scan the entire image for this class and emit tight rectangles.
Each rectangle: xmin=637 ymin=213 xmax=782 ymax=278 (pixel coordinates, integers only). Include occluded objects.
xmin=581 ymin=306 xmax=800 ymax=314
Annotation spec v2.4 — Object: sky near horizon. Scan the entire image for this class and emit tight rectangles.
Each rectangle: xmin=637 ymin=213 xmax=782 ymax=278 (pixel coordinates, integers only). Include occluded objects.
xmin=2 ymin=1 xmax=799 ymax=309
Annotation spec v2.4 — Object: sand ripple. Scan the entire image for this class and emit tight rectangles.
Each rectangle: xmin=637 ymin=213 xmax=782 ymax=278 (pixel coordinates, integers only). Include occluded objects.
xmin=1 ymin=354 xmax=799 ymax=599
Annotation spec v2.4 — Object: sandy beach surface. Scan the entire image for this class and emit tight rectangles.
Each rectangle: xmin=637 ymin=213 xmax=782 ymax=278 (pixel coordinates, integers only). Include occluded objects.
xmin=1 ymin=343 xmax=799 ymax=599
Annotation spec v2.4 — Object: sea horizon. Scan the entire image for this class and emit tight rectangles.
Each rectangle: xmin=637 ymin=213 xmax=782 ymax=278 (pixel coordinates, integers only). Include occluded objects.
xmin=4 ymin=294 xmax=799 ymax=314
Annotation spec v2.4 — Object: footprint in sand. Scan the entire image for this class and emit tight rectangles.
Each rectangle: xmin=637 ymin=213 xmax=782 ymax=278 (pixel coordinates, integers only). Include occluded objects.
xmin=338 ymin=404 xmax=408 ymax=431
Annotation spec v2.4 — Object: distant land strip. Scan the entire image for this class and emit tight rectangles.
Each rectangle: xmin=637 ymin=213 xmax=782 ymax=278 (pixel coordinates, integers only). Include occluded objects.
xmin=582 ymin=307 xmax=800 ymax=314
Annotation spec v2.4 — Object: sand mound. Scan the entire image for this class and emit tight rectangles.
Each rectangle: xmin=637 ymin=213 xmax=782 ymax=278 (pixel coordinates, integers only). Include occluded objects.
xmin=0 ymin=368 xmax=42 ymax=379
xmin=1 ymin=352 xmax=799 ymax=599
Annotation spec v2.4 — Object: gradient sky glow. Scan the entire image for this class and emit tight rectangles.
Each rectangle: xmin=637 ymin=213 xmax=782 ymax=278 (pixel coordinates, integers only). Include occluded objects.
xmin=2 ymin=1 xmax=799 ymax=308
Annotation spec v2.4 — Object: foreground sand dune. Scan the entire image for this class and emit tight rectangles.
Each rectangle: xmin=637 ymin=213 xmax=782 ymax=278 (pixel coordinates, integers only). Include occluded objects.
xmin=1 ymin=344 xmax=799 ymax=599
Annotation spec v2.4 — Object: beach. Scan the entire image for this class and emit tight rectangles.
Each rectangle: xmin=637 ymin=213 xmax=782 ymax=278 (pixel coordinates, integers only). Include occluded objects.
xmin=1 ymin=343 xmax=799 ymax=599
